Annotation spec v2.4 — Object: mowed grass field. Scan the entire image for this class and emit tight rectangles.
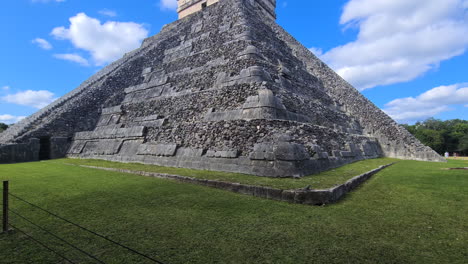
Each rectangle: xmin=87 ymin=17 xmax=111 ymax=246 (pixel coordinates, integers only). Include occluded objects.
xmin=0 ymin=158 xmax=467 ymax=264
xmin=61 ymin=157 xmax=398 ymax=190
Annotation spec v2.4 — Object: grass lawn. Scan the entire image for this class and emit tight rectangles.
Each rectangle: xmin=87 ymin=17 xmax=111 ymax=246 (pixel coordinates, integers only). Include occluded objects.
xmin=0 ymin=158 xmax=467 ymax=263
xmin=57 ymin=158 xmax=398 ymax=190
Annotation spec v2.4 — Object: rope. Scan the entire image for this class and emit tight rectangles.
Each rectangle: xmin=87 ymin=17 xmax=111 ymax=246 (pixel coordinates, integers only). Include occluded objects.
xmin=8 ymin=193 xmax=166 ymax=264
xmin=9 ymin=223 xmax=77 ymax=264
xmin=10 ymin=209 xmax=107 ymax=264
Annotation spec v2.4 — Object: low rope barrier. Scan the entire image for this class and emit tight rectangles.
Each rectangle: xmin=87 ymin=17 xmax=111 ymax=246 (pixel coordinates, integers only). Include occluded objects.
xmin=10 ymin=208 xmax=107 ymax=264
xmin=7 ymin=192 xmax=166 ymax=264
xmin=9 ymin=223 xmax=77 ymax=264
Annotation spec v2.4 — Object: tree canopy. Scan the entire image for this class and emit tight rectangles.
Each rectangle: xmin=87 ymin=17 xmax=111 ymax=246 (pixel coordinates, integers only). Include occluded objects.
xmin=402 ymin=118 xmax=468 ymax=156
xmin=0 ymin=123 xmax=8 ymax=133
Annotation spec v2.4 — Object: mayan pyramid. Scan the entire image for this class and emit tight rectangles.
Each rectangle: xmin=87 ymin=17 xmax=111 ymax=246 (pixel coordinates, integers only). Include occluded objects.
xmin=0 ymin=0 xmax=444 ymax=176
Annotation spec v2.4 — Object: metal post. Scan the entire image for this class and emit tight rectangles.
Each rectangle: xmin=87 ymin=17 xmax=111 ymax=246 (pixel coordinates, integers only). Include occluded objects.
xmin=2 ymin=181 xmax=8 ymax=233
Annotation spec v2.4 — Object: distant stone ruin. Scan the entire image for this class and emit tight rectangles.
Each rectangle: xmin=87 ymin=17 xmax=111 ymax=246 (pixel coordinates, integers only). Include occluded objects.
xmin=0 ymin=0 xmax=445 ymax=176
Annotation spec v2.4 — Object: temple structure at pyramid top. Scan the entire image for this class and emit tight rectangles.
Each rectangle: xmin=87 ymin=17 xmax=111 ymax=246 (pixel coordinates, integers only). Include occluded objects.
xmin=0 ymin=0 xmax=444 ymax=176
xmin=178 ymin=0 xmax=276 ymax=20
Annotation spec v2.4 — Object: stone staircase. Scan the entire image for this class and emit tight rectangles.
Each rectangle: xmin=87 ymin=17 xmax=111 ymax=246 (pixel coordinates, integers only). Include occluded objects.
xmin=0 ymin=35 xmax=168 ymax=144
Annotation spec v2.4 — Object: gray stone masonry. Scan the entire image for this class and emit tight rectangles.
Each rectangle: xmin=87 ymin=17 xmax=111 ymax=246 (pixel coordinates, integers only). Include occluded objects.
xmin=0 ymin=0 xmax=444 ymax=175
xmin=0 ymin=139 xmax=40 ymax=163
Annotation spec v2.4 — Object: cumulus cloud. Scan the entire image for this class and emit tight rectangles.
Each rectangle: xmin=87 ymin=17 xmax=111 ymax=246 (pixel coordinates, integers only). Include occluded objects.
xmin=2 ymin=90 xmax=57 ymax=109
xmin=383 ymin=83 xmax=468 ymax=123
xmin=0 ymin=115 xmax=15 ymax=122
xmin=51 ymin=13 xmax=148 ymax=66
xmin=99 ymin=9 xmax=117 ymax=17
xmin=32 ymin=38 xmax=53 ymax=50
xmin=0 ymin=115 xmax=26 ymax=124
xmin=54 ymin=53 xmax=89 ymax=66
xmin=160 ymin=0 xmax=178 ymax=10
xmin=308 ymin=47 xmax=323 ymax=57
xmin=319 ymin=0 xmax=468 ymax=90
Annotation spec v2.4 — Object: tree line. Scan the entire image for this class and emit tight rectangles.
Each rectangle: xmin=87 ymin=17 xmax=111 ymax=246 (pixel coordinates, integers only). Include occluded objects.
xmin=0 ymin=122 xmax=8 ymax=133
xmin=402 ymin=118 xmax=468 ymax=156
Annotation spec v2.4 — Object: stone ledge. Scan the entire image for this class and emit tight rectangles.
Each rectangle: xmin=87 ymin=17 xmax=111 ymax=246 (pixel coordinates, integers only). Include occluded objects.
xmin=71 ymin=162 xmax=395 ymax=205
xmin=74 ymin=126 xmax=146 ymax=140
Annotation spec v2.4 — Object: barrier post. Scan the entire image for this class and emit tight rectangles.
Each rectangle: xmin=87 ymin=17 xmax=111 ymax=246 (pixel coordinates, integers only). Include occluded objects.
xmin=2 ymin=181 xmax=8 ymax=233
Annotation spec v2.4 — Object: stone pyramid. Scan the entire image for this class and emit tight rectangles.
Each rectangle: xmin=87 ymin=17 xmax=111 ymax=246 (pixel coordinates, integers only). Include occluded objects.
xmin=0 ymin=0 xmax=444 ymax=176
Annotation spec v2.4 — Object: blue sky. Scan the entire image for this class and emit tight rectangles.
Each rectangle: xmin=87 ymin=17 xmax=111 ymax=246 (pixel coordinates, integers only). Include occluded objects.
xmin=1 ymin=0 xmax=467 ymax=125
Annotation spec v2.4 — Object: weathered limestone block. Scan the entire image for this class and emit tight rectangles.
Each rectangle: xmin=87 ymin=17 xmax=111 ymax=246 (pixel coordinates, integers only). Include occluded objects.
xmin=206 ymin=149 xmax=239 ymax=158
xmin=134 ymin=115 xmax=161 ymax=122
xmin=137 ymin=143 xmax=178 ymax=157
xmin=74 ymin=127 xmax=146 ymax=140
xmin=238 ymin=45 xmax=263 ymax=59
xmin=317 ymin=152 xmax=329 ymax=160
xmin=249 ymin=143 xmax=275 ymax=160
xmin=130 ymin=115 xmax=166 ymax=127
xmin=95 ymin=124 xmax=123 ymax=131
xmin=243 ymin=89 xmax=285 ymax=110
xmin=83 ymin=140 xmax=124 ymax=155
xmin=176 ymin=147 xmax=205 ymax=157
xmin=0 ymin=138 xmax=40 ymax=163
xmin=163 ymin=41 xmax=193 ymax=63
xmin=141 ymin=67 xmax=153 ymax=82
xmin=119 ymin=140 xmax=145 ymax=157
xmin=50 ymin=137 xmax=71 ymax=159
xmin=332 ymin=150 xmax=342 ymax=158
xmin=101 ymin=106 xmax=122 ymax=115
xmin=215 ymin=66 xmax=272 ymax=86
xmin=68 ymin=141 xmax=88 ymax=154
xmin=340 ymin=151 xmax=355 ymax=158
xmin=275 ymin=142 xmax=310 ymax=161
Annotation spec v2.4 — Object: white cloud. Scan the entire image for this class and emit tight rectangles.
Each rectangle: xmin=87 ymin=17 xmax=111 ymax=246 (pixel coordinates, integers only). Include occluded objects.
xmin=160 ymin=0 xmax=178 ymax=10
xmin=0 ymin=115 xmax=15 ymax=122
xmin=99 ymin=9 xmax=117 ymax=17
xmin=2 ymin=90 xmax=57 ymax=109
xmin=1 ymin=86 xmax=10 ymax=91
xmin=308 ymin=47 xmax=323 ymax=57
xmin=0 ymin=115 xmax=26 ymax=124
xmin=32 ymin=38 xmax=53 ymax=50
xmin=383 ymin=83 xmax=468 ymax=123
xmin=51 ymin=13 xmax=148 ymax=66
xmin=54 ymin=53 xmax=89 ymax=66
xmin=319 ymin=0 xmax=468 ymax=90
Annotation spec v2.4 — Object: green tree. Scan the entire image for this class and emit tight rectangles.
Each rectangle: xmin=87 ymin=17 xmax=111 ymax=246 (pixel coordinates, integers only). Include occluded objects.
xmin=458 ymin=134 xmax=468 ymax=156
xmin=0 ymin=123 xmax=8 ymax=133
xmin=402 ymin=118 xmax=468 ymax=155
xmin=415 ymin=128 xmax=445 ymax=153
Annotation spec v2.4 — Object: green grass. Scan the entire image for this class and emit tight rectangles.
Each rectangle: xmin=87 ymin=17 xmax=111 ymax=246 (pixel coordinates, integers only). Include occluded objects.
xmin=0 ymin=158 xmax=467 ymax=263
xmin=57 ymin=157 xmax=397 ymax=190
